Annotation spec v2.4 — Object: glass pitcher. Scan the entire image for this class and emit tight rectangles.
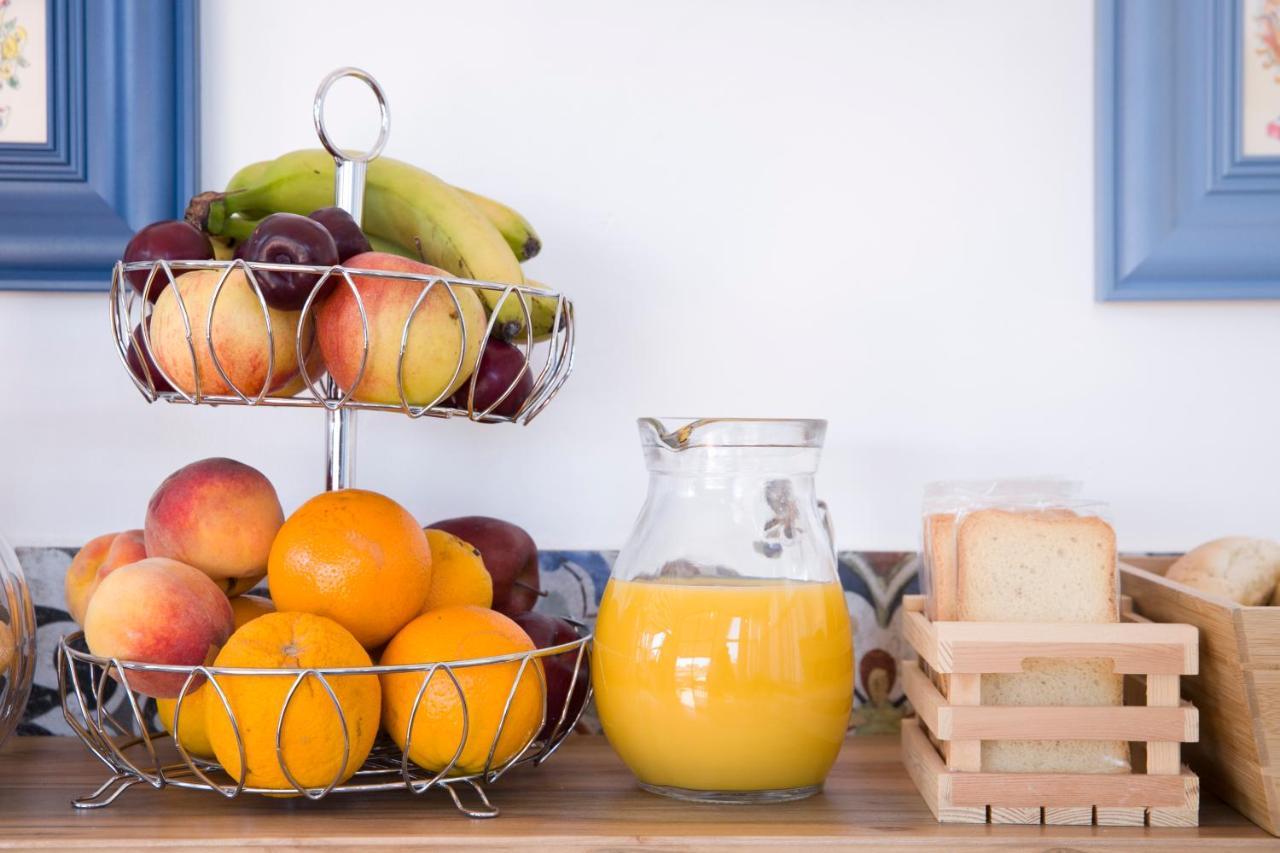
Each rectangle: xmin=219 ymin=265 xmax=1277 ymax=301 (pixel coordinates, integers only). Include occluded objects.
xmin=592 ymin=418 xmax=853 ymax=803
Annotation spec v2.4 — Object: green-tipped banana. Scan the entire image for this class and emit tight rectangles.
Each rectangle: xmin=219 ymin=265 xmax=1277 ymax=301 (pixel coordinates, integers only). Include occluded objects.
xmin=225 ymin=159 xmax=272 ymax=194
xmin=190 ymin=149 xmax=548 ymax=337
xmin=521 ymin=278 xmax=565 ymax=343
xmin=455 ymin=187 xmax=541 ymax=262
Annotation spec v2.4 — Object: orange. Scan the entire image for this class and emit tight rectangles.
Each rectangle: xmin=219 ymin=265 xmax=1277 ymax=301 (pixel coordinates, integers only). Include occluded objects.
xmin=268 ymin=489 xmax=432 ymax=648
xmin=422 ymin=529 xmax=493 ymax=612
xmin=380 ymin=606 xmax=543 ymax=774
xmin=204 ymin=611 xmax=380 ymax=792
xmin=157 ymin=594 xmax=276 ymax=760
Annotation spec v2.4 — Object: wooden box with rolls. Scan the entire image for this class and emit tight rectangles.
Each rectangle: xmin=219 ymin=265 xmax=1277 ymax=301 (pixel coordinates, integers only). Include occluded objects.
xmin=1122 ymin=539 xmax=1280 ymax=836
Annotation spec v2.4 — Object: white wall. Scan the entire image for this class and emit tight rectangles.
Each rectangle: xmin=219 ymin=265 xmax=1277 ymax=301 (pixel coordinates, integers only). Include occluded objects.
xmin=2 ymin=0 xmax=1278 ymax=552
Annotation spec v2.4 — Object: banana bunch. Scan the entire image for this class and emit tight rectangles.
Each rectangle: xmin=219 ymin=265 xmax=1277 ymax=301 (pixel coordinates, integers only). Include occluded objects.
xmin=187 ymin=149 xmax=557 ymax=341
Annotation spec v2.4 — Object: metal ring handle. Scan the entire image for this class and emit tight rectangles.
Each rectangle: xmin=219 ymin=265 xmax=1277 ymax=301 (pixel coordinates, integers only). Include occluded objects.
xmin=312 ymin=67 xmax=391 ymax=163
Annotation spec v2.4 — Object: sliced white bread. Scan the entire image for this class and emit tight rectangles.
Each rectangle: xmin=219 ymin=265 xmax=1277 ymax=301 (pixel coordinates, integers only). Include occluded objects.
xmin=956 ymin=508 xmax=1128 ymax=774
xmin=1166 ymin=537 xmax=1280 ymax=606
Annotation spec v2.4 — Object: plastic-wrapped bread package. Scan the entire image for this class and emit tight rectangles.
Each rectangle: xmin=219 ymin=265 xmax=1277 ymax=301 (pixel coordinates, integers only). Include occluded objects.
xmin=921 ymin=478 xmax=1083 ymax=621
xmin=920 ymin=479 xmax=1130 ymax=774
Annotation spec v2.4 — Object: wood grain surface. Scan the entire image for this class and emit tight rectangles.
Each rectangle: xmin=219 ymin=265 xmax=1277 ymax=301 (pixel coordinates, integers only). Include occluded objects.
xmin=0 ymin=735 xmax=1273 ymax=851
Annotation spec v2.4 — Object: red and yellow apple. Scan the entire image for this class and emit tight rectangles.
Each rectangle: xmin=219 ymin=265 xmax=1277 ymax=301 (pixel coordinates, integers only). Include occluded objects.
xmin=149 ymin=268 xmax=303 ymax=398
xmin=83 ymin=557 xmax=234 ymax=698
xmin=145 ymin=458 xmax=283 ymax=590
xmin=316 ymin=252 xmax=486 ymax=406
xmin=65 ymin=530 xmax=147 ymax=624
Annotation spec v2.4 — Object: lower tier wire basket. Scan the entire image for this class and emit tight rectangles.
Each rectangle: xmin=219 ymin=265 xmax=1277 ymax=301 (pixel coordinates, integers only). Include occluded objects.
xmin=56 ymin=625 xmax=591 ymax=818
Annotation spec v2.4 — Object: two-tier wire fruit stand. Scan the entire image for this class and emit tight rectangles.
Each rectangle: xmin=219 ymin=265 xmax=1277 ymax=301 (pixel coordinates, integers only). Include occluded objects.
xmin=58 ymin=68 xmax=586 ymax=818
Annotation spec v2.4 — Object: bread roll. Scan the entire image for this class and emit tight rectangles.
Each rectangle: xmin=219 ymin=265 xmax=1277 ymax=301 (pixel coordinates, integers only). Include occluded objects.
xmin=956 ymin=508 xmax=1128 ymax=774
xmin=1166 ymin=537 xmax=1280 ymax=606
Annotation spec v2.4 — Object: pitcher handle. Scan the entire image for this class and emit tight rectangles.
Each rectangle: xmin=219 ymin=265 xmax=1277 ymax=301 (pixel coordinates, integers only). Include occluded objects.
xmin=817 ymin=499 xmax=837 ymax=561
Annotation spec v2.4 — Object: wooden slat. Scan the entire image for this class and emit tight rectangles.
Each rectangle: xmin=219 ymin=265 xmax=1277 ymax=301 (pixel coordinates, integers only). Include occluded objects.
xmin=943 ymin=703 xmax=1197 ymax=742
xmin=989 ymin=806 xmax=1041 ymax=824
xmin=948 ymin=768 xmax=1197 ymax=809
xmin=934 ymin=621 xmax=1198 ymax=675
xmin=900 ymin=717 xmax=943 ymax=820
xmin=902 ymin=660 xmax=943 ymax=737
xmin=944 ymin=673 xmax=981 ymax=772
xmin=1147 ymin=673 xmax=1183 ymax=775
xmin=900 ymin=719 xmax=987 ymax=824
xmin=903 ymin=609 xmax=942 ymax=672
xmin=1096 ymin=806 xmax=1147 ymax=826
xmin=1149 ymin=807 xmax=1200 ymax=827
xmin=1044 ymin=806 xmax=1093 ymax=825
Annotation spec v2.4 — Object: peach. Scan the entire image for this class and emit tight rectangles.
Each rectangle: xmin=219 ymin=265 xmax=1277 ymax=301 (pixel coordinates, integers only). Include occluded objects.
xmin=145 ymin=458 xmax=284 ymax=584
xmin=84 ymin=557 xmax=234 ymax=698
xmin=316 ymin=252 xmax=486 ymax=406
xmin=65 ymin=530 xmax=147 ymax=624
xmin=150 ymin=268 xmax=302 ymax=398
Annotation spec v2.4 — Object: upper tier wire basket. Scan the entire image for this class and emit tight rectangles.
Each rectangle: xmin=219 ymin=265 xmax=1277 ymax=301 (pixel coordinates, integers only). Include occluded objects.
xmin=110 ymin=257 xmax=576 ymax=424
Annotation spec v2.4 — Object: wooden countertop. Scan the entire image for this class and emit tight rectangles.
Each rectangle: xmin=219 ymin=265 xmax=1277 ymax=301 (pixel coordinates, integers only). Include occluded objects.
xmin=0 ymin=735 xmax=1272 ymax=851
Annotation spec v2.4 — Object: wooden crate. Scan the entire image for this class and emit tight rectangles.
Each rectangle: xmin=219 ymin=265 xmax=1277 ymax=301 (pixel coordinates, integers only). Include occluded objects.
xmin=1121 ymin=557 xmax=1280 ymax=836
xmin=899 ymin=593 xmax=1200 ymax=826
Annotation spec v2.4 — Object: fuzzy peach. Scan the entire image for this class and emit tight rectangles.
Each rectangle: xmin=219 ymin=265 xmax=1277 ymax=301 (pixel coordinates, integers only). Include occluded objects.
xmin=65 ymin=530 xmax=147 ymax=624
xmin=150 ymin=268 xmax=303 ymax=398
xmin=83 ymin=557 xmax=234 ymax=698
xmin=316 ymin=252 xmax=486 ymax=406
xmin=145 ymin=458 xmax=284 ymax=585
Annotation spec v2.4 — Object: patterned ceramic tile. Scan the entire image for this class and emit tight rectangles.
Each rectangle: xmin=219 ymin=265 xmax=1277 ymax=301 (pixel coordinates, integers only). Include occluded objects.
xmin=14 ymin=546 xmax=917 ymax=736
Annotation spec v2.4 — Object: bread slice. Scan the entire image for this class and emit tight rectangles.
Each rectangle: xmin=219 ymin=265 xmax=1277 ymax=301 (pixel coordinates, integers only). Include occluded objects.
xmin=956 ymin=508 xmax=1128 ymax=774
xmin=981 ymin=659 xmax=1127 ymax=773
xmin=956 ymin=508 xmax=1117 ymax=623
xmin=924 ymin=512 xmax=958 ymax=621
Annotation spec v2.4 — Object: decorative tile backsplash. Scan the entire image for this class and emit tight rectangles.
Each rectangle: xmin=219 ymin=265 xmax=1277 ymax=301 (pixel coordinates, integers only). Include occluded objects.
xmin=14 ymin=546 xmax=919 ymax=736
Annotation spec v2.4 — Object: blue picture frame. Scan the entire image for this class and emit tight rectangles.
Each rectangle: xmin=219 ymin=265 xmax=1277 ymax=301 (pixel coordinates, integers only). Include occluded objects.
xmin=0 ymin=0 xmax=199 ymax=291
xmin=1097 ymin=0 xmax=1280 ymax=300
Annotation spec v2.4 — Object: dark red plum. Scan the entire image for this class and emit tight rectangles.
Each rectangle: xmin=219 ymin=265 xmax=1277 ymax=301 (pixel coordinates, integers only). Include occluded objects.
xmin=240 ymin=213 xmax=339 ymax=310
xmin=511 ymin=611 xmax=590 ymax=740
xmin=122 ymin=221 xmax=213 ymax=301
xmin=447 ymin=339 xmax=533 ymax=417
xmin=309 ymin=207 xmax=372 ymax=262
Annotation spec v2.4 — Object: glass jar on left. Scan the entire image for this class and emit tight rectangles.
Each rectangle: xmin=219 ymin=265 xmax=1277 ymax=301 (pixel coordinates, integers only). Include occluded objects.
xmin=0 ymin=531 xmax=35 ymax=748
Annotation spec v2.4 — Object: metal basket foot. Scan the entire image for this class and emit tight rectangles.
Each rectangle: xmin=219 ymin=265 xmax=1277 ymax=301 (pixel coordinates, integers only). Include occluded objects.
xmin=73 ymin=773 xmax=142 ymax=809
xmin=440 ymin=779 xmax=499 ymax=819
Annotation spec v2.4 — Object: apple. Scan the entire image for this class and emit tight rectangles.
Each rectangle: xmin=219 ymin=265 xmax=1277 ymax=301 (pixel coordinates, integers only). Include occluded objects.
xmin=316 ymin=252 xmax=487 ymax=406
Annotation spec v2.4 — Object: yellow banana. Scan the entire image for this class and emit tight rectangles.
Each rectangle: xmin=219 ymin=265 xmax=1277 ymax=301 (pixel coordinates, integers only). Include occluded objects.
xmin=188 ymin=149 xmax=533 ymax=336
xmin=455 ymin=187 xmax=541 ymax=261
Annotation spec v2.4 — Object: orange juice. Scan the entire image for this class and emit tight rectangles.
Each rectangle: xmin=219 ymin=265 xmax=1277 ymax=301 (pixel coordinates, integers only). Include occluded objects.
xmin=592 ymin=577 xmax=853 ymax=797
